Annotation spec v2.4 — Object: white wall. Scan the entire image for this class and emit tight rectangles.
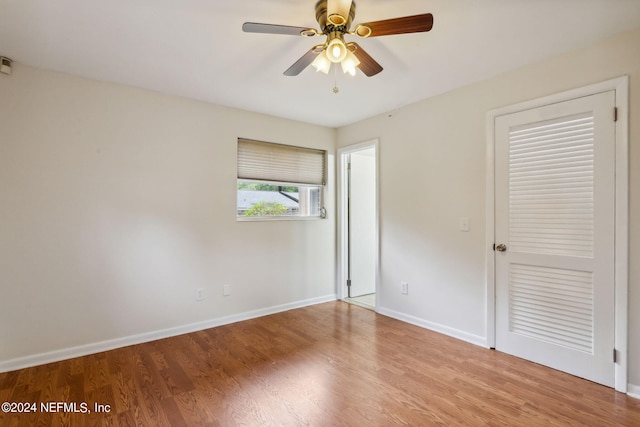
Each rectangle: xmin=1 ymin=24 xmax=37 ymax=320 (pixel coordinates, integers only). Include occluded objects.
xmin=337 ymin=28 xmax=640 ymax=387
xmin=0 ymin=65 xmax=336 ymax=369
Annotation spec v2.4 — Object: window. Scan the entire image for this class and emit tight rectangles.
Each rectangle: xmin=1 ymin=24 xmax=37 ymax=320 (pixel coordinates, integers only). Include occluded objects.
xmin=237 ymin=138 xmax=326 ymax=219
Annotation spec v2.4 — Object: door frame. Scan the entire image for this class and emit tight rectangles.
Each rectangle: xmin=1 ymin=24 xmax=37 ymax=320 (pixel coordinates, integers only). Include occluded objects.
xmin=337 ymin=139 xmax=380 ymax=307
xmin=485 ymin=76 xmax=629 ymax=392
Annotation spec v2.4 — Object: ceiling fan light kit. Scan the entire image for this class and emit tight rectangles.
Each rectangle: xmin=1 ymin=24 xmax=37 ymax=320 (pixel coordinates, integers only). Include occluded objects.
xmin=243 ymin=0 xmax=433 ymax=79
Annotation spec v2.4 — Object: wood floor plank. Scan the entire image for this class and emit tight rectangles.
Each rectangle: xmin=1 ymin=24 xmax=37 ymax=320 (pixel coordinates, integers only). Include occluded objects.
xmin=0 ymin=301 xmax=639 ymax=426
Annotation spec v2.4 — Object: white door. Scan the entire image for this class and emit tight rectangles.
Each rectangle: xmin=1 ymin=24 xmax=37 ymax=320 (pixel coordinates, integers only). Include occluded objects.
xmin=348 ymin=148 xmax=377 ymax=298
xmin=494 ymin=91 xmax=616 ymax=387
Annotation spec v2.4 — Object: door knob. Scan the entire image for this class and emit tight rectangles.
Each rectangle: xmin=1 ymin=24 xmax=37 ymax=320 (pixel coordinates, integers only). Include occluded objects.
xmin=496 ymin=243 xmax=507 ymax=252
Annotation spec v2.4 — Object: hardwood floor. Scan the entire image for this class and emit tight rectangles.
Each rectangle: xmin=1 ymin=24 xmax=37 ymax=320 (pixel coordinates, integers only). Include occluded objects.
xmin=1 ymin=301 xmax=639 ymax=426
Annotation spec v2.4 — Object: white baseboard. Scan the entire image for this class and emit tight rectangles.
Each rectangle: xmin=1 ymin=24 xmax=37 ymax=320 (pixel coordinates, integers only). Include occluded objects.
xmin=0 ymin=294 xmax=337 ymax=373
xmin=376 ymin=306 xmax=487 ymax=348
xmin=628 ymin=384 xmax=640 ymax=399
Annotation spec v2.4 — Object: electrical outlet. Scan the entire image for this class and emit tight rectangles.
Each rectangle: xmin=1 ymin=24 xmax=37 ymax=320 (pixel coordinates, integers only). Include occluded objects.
xmin=196 ymin=288 xmax=204 ymax=301
xmin=401 ymin=282 xmax=408 ymax=295
xmin=223 ymin=284 xmax=231 ymax=296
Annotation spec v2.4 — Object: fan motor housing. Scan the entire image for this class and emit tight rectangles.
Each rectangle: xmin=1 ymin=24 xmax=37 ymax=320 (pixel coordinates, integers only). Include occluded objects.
xmin=315 ymin=0 xmax=356 ymax=32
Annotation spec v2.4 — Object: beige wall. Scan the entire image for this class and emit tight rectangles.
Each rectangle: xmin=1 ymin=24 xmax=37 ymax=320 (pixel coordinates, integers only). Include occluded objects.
xmin=0 ymin=65 xmax=336 ymax=367
xmin=337 ymin=28 xmax=640 ymax=387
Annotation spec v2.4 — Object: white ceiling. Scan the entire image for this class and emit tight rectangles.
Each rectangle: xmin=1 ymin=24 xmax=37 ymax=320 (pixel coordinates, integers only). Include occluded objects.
xmin=2 ymin=0 xmax=640 ymax=128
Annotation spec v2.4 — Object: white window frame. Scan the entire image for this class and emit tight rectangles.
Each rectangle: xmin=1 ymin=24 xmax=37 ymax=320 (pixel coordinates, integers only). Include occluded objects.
xmin=237 ymin=138 xmax=327 ymax=221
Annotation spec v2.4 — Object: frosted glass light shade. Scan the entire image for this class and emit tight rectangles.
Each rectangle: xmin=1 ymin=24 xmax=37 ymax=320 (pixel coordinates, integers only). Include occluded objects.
xmin=311 ymin=51 xmax=331 ymax=74
xmin=326 ymin=38 xmax=348 ymax=63
xmin=341 ymin=50 xmax=360 ymax=76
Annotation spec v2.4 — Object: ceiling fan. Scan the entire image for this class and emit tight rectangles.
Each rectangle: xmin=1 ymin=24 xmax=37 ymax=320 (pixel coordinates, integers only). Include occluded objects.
xmin=242 ymin=0 xmax=434 ymax=77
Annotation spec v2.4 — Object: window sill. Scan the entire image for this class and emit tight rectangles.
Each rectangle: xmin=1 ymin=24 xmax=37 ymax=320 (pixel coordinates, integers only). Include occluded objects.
xmin=236 ymin=216 xmax=324 ymax=222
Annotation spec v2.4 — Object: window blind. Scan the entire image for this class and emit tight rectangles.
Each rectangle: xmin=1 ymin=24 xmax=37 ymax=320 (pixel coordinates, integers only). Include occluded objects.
xmin=237 ymin=138 xmax=327 ymax=186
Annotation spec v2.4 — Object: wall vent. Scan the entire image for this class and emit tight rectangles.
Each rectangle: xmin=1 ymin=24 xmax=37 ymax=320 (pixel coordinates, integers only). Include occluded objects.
xmin=0 ymin=57 xmax=12 ymax=75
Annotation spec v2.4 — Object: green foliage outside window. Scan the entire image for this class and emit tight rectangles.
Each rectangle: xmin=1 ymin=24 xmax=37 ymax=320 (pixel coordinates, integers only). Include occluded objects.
xmin=243 ymin=202 xmax=288 ymax=217
xmin=237 ymin=182 xmax=298 ymax=192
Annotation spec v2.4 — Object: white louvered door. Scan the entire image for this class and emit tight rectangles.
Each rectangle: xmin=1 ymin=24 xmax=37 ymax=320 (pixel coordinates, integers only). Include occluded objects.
xmin=494 ymin=91 xmax=616 ymax=387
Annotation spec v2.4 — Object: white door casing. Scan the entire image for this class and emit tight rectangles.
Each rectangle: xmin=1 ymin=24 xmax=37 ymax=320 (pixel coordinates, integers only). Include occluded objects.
xmin=495 ymin=91 xmax=615 ymax=386
xmin=337 ymin=140 xmax=379 ymax=305
xmin=486 ymin=77 xmax=629 ymax=392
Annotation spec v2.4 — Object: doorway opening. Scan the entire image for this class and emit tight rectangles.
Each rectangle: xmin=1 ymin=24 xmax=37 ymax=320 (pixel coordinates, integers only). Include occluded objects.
xmin=338 ymin=141 xmax=379 ymax=311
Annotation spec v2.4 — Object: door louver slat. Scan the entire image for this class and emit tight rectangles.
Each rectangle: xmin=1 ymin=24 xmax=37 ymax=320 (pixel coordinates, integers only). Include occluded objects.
xmin=509 ymin=264 xmax=593 ymax=354
xmin=508 ymin=113 xmax=596 ymax=354
xmin=509 ymin=112 xmax=594 ymax=257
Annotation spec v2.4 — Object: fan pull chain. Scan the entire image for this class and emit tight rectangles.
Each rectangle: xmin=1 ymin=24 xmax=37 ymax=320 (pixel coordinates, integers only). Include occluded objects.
xmin=333 ymin=65 xmax=339 ymax=94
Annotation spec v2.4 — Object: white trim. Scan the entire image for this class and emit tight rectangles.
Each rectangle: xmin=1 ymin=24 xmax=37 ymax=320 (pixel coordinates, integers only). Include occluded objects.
xmin=485 ymin=109 xmax=496 ymax=349
xmin=337 ymin=140 xmax=380 ymax=310
xmin=613 ymin=77 xmax=629 ymax=394
xmin=628 ymin=384 xmax=640 ymax=400
xmin=377 ymin=306 xmax=487 ymax=348
xmin=0 ymin=294 xmax=337 ymax=374
xmin=485 ymin=76 xmax=629 ymax=393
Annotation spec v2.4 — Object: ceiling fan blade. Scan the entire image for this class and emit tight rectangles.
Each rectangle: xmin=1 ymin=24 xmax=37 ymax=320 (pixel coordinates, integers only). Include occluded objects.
xmin=242 ymin=22 xmax=312 ymax=36
xmin=348 ymin=43 xmax=383 ymax=77
xmin=326 ymin=0 xmax=353 ymax=26
xmin=283 ymin=48 xmax=320 ymax=76
xmin=356 ymin=13 xmax=433 ymax=37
